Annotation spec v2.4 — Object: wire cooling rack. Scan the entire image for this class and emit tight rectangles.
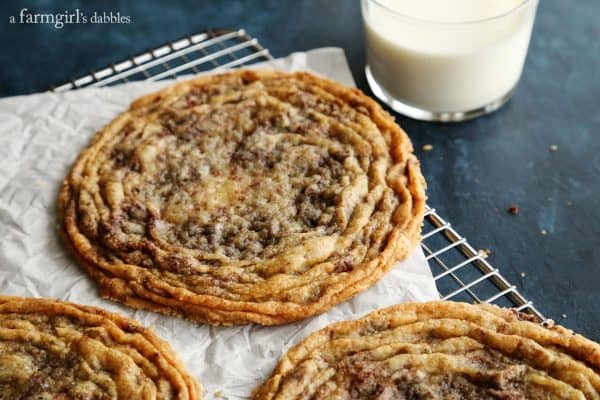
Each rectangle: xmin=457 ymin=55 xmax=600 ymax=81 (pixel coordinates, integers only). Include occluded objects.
xmin=53 ymin=28 xmax=544 ymax=320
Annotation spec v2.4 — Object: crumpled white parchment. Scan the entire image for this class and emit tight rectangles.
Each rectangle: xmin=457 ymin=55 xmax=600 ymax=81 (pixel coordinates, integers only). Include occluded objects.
xmin=0 ymin=47 xmax=439 ymax=399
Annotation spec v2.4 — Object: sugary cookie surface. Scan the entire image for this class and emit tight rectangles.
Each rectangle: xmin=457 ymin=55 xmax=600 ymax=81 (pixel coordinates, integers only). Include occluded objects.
xmin=253 ymin=301 xmax=600 ymax=399
xmin=60 ymin=70 xmax=425 ymax=325
xmin=0 ymin=296 xmax=199 ymax=399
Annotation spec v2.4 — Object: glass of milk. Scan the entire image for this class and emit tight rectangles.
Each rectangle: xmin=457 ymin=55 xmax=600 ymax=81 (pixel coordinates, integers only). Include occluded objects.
xmin=362 ymin=0 xmax=539 ymax=121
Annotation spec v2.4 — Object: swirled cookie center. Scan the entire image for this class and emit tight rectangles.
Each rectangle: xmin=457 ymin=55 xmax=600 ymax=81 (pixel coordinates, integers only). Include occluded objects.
xmin=106 ymin=94 xmax=366 ymax=261
xmin=335 ymin=350 xmax=544 ymax=400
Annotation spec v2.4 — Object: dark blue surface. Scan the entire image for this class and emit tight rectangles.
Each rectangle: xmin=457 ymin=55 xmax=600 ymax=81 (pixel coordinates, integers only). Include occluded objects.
xmin=1 ymin=0 xmax=599 ymax=339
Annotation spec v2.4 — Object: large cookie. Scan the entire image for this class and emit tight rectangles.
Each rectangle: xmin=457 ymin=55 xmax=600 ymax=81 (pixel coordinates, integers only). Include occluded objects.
xmin=59 ymin=70 xmax=426 ymax=325
xmin=0 ymin=296 xmax=200 ymax=399
xmin=254 ymin=301 xmax=600 ymax=399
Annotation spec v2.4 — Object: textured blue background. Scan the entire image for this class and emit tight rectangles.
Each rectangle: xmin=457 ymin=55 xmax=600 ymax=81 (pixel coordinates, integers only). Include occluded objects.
xmin=1 ymin=0 xmax=598 ymax=339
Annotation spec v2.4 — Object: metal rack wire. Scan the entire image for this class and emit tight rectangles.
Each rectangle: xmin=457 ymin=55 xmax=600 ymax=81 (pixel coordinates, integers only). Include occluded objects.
xmin=52 ymin=29 xmax=271 ymax=91
xmin=52 ymin=28 xmax=543 ymax=320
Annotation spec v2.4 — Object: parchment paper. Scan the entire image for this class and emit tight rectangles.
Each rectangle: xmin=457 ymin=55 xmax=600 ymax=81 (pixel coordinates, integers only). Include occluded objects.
xmin=0 ymin=48 xmax=439 ymax=399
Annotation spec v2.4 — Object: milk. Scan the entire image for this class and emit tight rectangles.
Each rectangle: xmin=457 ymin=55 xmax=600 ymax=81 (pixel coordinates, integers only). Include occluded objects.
xmin=363 ymin=0 xmax=538 ymax=116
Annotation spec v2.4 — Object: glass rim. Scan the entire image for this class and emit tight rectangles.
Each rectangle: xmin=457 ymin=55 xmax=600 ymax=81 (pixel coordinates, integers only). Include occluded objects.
xmin=365 ymin=0 xmax=534 ymax=25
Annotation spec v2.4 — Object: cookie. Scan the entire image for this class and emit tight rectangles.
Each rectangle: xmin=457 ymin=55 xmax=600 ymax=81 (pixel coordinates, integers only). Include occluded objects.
xmin=254 ymin=301 xmax=600 ymax=399
xmin=0 ymin=296 xmax=200 ymax=399
xmin=59 ymin=70 xmax=426 ymax=325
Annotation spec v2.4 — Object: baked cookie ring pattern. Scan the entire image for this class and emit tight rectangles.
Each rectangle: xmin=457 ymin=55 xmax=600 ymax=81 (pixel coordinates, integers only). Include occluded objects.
xmin=59 ymin=70 xmax=426 ymax=325
xmin=253 ymin=301 xmax=600 ymax=399
xmin=0 ymin=296 xmax=200 ymax=399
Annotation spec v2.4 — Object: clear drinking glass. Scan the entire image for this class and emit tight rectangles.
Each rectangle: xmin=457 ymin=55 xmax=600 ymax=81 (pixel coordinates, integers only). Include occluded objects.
xmin=362 ymin=0 xmax=539 ymax=122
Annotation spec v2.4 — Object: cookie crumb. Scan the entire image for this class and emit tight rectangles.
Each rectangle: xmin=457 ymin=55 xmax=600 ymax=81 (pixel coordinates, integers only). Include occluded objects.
xmin=214 ymin=391 xmax=222 ymax=398
xmin=478 ymin=249 xmax=492 ymax=258
xmin=549 ymin=144 xmax=558 ymax=152
xmin=422 ymin=144 xmax=433 ymax=151
xmin=540 ymin=229 xmax=547 ymax=235
xmin=541 ymin=319 xmax=555 ymax=328
xmin=507 ymin=205 xmax=519 ymax=215
xmin=520 ymin=272 xmax=526 ymax=278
